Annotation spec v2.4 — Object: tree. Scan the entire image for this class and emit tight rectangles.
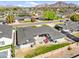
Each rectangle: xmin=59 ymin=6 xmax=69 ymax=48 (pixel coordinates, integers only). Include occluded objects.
xmin=6 ymin=14 xmax=15 ymax=24
xmin=70 ymin=14 xmax=79 ymax=22
xmin=31 ymin=12 xmax=36 ymax=22
xmin=43 ymin=10 xmax=58 ymax=20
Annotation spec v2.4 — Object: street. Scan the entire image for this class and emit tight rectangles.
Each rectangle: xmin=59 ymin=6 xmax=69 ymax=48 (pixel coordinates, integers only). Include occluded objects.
xmin=8 ymin=20 xmax=62 ymax=27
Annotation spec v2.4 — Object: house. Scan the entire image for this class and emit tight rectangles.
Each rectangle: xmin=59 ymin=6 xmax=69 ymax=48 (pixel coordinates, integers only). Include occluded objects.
xmin=75 ymin=9 xmax=79 ymax=14
xmin=15 ymin=16 xmax=31 ymax=22
xmin=15 ymin=26 xmax=65 ymax=48
xmin=57 ymin=20 xmax=79 ymax=32
xmin=0 ymin=25 xmax=13 ymax=58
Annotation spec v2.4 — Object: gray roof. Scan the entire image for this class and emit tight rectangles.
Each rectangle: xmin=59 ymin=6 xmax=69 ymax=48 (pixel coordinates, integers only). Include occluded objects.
xmin=16 ymin=27 xmax=35 ymax=45
xmin=15 ymin=16 xmax=31 ymax=20
xmin=0 ymin=25 xmax=12 ymax=38
xmin=58 ymin=20 xmax=79 ymax=31
xmin=16 ymin=26 xmax=65 ymax=45
xmin=34 ymin=26 xmax=65 ymax=39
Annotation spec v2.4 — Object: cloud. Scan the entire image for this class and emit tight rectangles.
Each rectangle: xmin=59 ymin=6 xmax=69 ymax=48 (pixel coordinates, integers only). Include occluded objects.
xmin=17 ymin=4 xmax=26 ymax=7
xmin=30 ymin=2 xmax=38 ymax=5
xmin=25 ymin=1 xmax=39 ymax=7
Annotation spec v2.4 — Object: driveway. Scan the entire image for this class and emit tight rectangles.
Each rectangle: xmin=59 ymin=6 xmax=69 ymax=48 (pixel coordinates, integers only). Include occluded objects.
xmin=61 ymin=30 xmax=79 ymax=42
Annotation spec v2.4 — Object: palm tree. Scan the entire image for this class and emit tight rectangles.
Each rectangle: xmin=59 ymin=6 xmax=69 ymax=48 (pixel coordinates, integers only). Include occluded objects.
xmin=6 ymin=13 xmax=15 ymax=24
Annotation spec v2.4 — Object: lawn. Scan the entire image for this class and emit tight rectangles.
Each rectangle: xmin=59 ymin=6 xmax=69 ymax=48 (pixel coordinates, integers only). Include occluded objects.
xmin=73 ymin=32 xmax=79 ymax=38
xmin=0 ymin=45 xmax=11 ymax=50
xmin=24 ymin=43 xmax=70 ymax=58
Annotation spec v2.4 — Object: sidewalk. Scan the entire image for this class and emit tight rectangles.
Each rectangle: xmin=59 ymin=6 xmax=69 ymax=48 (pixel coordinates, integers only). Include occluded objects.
xmin=34 ymin=43 xmax=79 ymax=58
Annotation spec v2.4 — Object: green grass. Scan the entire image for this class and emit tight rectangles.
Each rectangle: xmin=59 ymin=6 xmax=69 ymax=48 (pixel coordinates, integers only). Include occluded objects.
xmin=42 ymin=24 xmax=49 ymax=26
xmin=0 ymin=45 xmax=11 ymax=50
xmin=24 ymin=43 xmax=70 ymax=58
xmin=11 ymin=44 xmax=15 ymax=57
xmin=31 ymin=26 xmax=37 ymax=28
xmin=73 ymin=32 xmax=79 ymax=38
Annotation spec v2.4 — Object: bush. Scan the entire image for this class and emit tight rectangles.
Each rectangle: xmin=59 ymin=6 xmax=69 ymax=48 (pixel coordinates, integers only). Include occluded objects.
xmin=70 ymin=14 xmax=79 ymax=22
xmin=11 ymin=44 xmax=15 ymax=57
xmin=0 ymin=45 xmax=11 ymax=50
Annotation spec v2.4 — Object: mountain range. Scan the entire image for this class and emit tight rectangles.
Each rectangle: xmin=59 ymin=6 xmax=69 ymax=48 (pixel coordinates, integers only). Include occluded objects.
xmin=36 ymin=1 xmax=78 ymax=8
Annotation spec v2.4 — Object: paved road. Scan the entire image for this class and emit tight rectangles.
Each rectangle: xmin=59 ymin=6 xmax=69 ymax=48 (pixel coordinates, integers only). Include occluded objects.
xmin=61 ymin=30 xmax=79 ymax=42
xmin=8 ymin=20 xmax=61 ymax=27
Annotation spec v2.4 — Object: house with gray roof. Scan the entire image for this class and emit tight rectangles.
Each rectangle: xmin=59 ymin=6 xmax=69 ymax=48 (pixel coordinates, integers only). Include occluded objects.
xmin=15 ymin=16 xmax=31 ymax=21
xmin=16 ymin=26 xmax=65 ymax=47
xmin=0 ymin=25 xmax=13 ymax=58
xmin=0 ymin=25 xmax=12 ymax=38
xmin=57 ymin=20 xmax=79 ymax=32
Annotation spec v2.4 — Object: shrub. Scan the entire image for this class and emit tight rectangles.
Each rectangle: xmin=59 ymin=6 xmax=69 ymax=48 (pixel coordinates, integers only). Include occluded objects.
xmin=11 ymin=44 xmax=15 ymax=57
xmin=70 ymin=14 xmax=79 ymax=22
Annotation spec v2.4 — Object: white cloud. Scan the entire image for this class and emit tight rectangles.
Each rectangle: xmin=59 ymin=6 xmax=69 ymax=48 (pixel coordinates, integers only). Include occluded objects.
xmin=16 ymin=4 xmax=27 ymax=7
xmin=30 ymin=2 xmax=38 ymax=5
xmin=26 ymin=2 xmax=39 ymax=7
xmin=16 ymin=2 xmax=39 ymax=7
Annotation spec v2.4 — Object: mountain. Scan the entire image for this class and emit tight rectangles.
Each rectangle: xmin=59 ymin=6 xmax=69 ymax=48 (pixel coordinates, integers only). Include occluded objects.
xmin=36 ymin=3 xmax=50 ymax=7
xmin=36 ymin=1 xmax=78 ymax=8
xmin=50 ymin=1 xmax=68 ymax=8
xmin=68 ymin=3 xmax=78 ymax=7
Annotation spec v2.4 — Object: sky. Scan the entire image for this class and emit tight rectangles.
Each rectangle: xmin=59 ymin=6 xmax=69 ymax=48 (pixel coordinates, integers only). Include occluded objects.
xmin=0 ymin=1 xmax=79 ymax=7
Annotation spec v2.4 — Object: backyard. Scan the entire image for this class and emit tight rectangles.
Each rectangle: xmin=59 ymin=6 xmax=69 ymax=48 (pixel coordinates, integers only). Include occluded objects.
xmin=24 ymin=43 xmax=71 ymax=58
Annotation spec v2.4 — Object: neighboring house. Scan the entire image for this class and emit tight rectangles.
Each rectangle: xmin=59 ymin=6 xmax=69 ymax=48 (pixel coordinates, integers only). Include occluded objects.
xmin=57 ymin=20 xmax=79 ymax=32
xmin=15 ymin=26 xmax=65 ymax=48
xmin=75 ymin=9 xmax=79 ymax=14
xmin=0 ymin=17 xmax=6 ymax=24
xmin=15 ymin=16 xmax=31 ymax=21
xmin=57 ymin=12 xmax=63 ymax=18
xmin=0 ymin=25 xmax=13 ymax=58
xmin=64 ymin=9 xmax=74 ymax=15
xmin=35 ymin=10 xmax=43 ymax=18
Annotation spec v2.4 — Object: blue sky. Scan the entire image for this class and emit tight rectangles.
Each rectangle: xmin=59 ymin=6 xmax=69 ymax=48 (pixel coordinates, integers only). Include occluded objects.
xmin=0 ymin=1 xmax=79 ymax=7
